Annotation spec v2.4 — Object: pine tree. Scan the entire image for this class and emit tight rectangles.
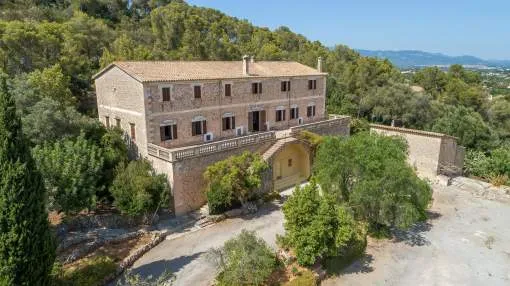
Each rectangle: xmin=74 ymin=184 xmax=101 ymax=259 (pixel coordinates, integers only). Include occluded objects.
xmin=0 ymin=77 xmax=55 ymax=285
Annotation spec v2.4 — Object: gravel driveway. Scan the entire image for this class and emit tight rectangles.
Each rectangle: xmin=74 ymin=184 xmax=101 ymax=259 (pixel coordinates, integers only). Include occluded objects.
xmin=129 ymin=188 xmax=296 ymax=286
xmin=130 ymin=178 xmax=510 ymax=286
xmin=323 ymin=178 xmax=510 ymax=286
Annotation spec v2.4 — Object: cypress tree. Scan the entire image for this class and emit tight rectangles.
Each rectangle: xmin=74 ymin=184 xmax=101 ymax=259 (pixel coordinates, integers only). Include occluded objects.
xmin=0 ymin=77 xmax=55 ymax=285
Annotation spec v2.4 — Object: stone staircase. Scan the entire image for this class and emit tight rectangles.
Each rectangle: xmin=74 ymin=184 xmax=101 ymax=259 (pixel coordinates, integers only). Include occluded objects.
xmin=262 ymin=137 xmax=296 ymax=161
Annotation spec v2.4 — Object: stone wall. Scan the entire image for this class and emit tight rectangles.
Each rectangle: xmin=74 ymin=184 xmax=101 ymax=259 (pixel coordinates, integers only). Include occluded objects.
xmin=169 ymin=142 xmax=273 ymax=215
xmin=95 ymin=66 xmax=149 ymax=156
xmin=370 ymin=124 xmax=464 ymax=180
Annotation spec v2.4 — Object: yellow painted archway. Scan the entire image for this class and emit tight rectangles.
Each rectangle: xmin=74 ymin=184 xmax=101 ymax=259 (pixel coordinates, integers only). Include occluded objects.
xmin=272 ymin=142 xmax=311 ymax=191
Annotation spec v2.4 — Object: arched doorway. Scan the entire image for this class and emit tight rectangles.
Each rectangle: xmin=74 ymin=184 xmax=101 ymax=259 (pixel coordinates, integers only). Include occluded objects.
xmin=272 ymin=142 xmax=311 ymax=191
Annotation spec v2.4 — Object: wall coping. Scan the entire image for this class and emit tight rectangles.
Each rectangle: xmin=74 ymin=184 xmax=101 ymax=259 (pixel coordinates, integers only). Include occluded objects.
xmin=370 ymin=124 xmax=458 ymax=140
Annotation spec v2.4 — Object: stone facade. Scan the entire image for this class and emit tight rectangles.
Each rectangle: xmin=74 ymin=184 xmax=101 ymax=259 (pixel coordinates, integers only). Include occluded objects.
xmin=94 ymin=59 xmax=332 ymax=215
xmin=370 ymin=124 xmax=464 ymax=180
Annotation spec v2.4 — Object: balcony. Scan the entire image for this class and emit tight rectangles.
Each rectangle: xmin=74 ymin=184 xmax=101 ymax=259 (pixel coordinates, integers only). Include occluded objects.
xmin=147 ymin=114 xmax=349 ymax=162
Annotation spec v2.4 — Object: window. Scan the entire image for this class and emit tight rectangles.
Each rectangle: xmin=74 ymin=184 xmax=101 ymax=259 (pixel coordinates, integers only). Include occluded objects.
xmin=288 ymin=158 xmax=292 ymax=167
xmin=115 ymin=118 xmax=121 ymax=128
xmin=275 ymin=109 xmax=286 ymax=122
xmin=192 ymin=120 xmax=207 ymax=136
xmin=252 ymin=82 xmax=262 ymax=94
xmin=194 ymin=85 xmax=201 ymax=99
xmin=290 ymin=107 xmax=299 ymax=119
xmin=160 ymin=124 xmax=177 ymax=141
xmin=308 ymin=79 xmax=317 ymax=90
xmin=105 ymin=116 xmax=110 ymax=128
xmin=281 ymin=80 xmax=291 ymax=92
xmin=130 ymin=123 xmax=136 ymax=141
xmin=222 ymin=116 xmax=236 ymax=131
xmin=224 ymin=84 xmax=231 ymax=97
xmin=307 ymin=105 xmax=316 ymax=117
xmin=162 ymin=87 xmax=171 ymax=101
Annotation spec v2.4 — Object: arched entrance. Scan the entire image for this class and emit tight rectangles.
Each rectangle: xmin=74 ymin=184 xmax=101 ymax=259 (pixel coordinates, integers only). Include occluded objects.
xmin=271 ymin=142 xmax=311 ymax=191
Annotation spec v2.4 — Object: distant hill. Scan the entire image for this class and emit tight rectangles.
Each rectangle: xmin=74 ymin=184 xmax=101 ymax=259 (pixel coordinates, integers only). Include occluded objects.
xmin=356 ymin=49 xmax=510 ymax=69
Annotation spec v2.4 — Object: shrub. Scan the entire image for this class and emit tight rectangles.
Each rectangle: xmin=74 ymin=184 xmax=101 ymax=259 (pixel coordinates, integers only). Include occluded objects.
xmin=349 ymin=118 xmax=370 ymax=135
xmin=314 ymin=133 xmax=432 ymax=230
xmin=111 ymin=160 xmax=170 ymax=217
xmin=296 ymin=130 xmax=323 ymax=149
xmin=208 ymin=230 xmax=278 ymax=286
xmin=282 ymin=182 xmax=367 ymax=266
xmin=119 ymin=269 xmax=174 ymax=286
xmin=33 ymin=133 xmax=104 ymax=214
xmin=204 ymin=152 xmax=268 ymax=214
xmin=465 ymin=146 xmax=510 ymax=186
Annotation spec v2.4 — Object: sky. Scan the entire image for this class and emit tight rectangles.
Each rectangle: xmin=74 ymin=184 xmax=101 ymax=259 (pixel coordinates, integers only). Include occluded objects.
xmin=186 ymin=0 xmax=510 ymax=60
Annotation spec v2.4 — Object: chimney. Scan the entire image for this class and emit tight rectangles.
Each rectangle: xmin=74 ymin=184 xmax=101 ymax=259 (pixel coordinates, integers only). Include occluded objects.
xmin=317 ymin=57 xmax=323 ymax=73
xmin=250 ymin=56 xmax=255 ymax=63
xmin=242 ymin=55 xmax=249 ymax=76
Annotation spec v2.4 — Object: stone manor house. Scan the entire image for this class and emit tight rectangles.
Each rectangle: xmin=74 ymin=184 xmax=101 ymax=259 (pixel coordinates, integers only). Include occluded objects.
xmin=93 ymin=57 xmax=463 ymax=215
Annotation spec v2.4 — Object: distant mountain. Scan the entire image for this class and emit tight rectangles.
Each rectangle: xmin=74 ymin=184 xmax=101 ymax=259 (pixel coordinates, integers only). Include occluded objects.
xmin=356 ymin=49 xmax=510 ymax=69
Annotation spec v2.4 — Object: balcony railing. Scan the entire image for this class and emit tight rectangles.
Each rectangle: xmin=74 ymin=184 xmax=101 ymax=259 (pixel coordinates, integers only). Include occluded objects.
xmin=147 ymin=114 xmax=350 ymax=162
xmin=148 ymin=131 xmax=276 ymax=162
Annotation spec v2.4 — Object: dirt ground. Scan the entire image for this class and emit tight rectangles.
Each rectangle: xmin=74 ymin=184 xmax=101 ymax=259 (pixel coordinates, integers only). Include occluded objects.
xmin=323 ymin=177 xmax=510 ymax=286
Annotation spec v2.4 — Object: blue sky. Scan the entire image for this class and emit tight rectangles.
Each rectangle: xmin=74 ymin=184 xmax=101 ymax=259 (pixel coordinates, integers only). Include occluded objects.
xmin=186 ymin=0 xmax=510 ymax=60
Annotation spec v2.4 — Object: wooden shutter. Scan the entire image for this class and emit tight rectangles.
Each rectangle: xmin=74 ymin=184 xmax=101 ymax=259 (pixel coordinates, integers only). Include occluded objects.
xmin=160 ymin=126 xmax=165 ymax=141
xmin=308 ymin=80 xmax=312 ymax=89
xmin=172 ymin=125 xmax=177 ymax=139
xmin=260 ymin=111 xmax=266 ymax=131
xmin=191 ymin=122 xmax=196 ymax=136
xmin=202 ymin=120 xmax=207 ymax=134
xmin=281 ymin=82 xmax=285 ymax=91
xmin=222 ymin=117 xmax=226 ymax=131
xmin=288 ymin=81 xmax=291 ymax=91
xmin=282 ymin=110 xmax=286 ymax=121
xmin=252 ymin=83 xmax=256 ymax=94
xmin=194 ymin=86 xmax=201 ymax=98
xmin=231 ymin=116 xmax=235 ymax=129
xmin=248 ymin=112 xmax=254 ymax=131
xmin=225 ymin=84 xmax=231 ymax=97
xmin=313 ymin=80 xmax=317 ymax=89
xmin=258 ymin=82 xmax=262 ymax=93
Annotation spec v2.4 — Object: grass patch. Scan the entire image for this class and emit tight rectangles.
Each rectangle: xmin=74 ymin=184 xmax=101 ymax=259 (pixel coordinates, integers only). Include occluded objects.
xmin=283 ymin=269 xmax=317 ymax=286
xmin=53 ymin=256 xmax=117 ymax=286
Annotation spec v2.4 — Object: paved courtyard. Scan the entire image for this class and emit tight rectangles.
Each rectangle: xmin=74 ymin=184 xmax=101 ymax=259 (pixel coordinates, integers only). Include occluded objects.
xmin=130 ymin=178 xmax=510 ymax=286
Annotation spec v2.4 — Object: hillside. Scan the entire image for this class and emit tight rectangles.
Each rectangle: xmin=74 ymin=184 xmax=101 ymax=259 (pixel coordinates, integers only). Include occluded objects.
xmin=357 ymin=49 xmax=510 ymax=68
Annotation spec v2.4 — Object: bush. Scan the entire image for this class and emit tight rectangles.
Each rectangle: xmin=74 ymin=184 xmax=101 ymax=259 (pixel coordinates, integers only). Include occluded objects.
xmin=204 ymin=152 xmax=268 ymax=214
xmin=314 ymin=133 xmax=432 ymax=230
xmin=296 ymin=130 xmax=323 ymax=149
xmin=349 ymin=118 xmax=370 ymax=135
xmin=465 ymin=146 xmax=510 ymax=186
xmin=111 ymin=160 xmax=170 ymax=217
xmin=208 ymin=230 xmax=278 ymax=286
xmin=33 ymin=133 xmax=104 ymax=214
xmin=282 ymin=182 xmax=367 ymax=266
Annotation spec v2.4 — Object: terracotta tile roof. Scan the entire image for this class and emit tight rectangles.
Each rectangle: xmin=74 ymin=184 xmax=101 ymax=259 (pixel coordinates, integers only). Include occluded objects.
xmin=93 ymin=61 xmax=326 ymax=82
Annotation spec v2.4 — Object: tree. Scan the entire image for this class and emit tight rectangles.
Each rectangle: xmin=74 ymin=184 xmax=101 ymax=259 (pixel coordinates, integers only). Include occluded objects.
xmin=208 ymin=230 xmax=277 ymax=286
xmin=111 ymin=159 xmax=170 ymax=217
xmin=204 ymin=151 xmax=268 ymax=214
xmin=281 ymin=182 xmax=366 ymax=266
xmin=26 ymin=64 xmax=74 ymax=106
xmin=0 ymin=78 xmax=55 ymax=285
xmin=432 ymin=105 xmax=496 ymax=150
xmin=313 ymin=133 xmax=432 ymax=231
xmin=32 ymin=134 xmax=105 ymax=214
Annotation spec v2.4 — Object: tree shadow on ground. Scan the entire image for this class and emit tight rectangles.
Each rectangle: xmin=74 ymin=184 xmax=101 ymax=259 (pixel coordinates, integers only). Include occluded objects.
xmin=131 ymin=251 xmax=205 ymax=279
xmin=239 ymin=201 xmax=282 ymax=221
xmin=325 ymin=253 xmax=375 ymax=277
xmin=390 ymin=210 xmax=442 ymax=247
